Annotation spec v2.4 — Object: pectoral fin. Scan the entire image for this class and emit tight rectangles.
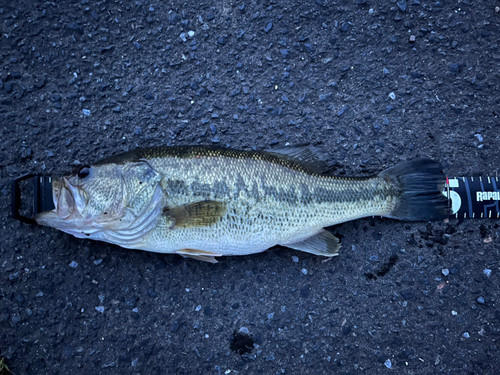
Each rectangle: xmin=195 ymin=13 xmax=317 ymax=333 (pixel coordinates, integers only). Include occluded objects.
xmin=283 ymin=230 xmax=340 ymax=257
xmin=166 ymin=201 xmax=226 ymax=228
xmin=176 ymin=249 xmax=223 ymax=263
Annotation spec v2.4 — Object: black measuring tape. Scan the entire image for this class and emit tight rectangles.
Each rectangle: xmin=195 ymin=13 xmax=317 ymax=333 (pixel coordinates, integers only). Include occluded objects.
xmin=11 ymin=174 xmax=55 ymax=224
xmin=10 ymin=174 xmax=500 ymax=223
xmin=445 ymin=176 xmax=500 ymax=219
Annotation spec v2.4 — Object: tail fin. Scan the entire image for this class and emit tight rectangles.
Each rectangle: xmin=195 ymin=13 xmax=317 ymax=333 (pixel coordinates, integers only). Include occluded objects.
xmin=380 ymin=159 xmax=448 ymax=221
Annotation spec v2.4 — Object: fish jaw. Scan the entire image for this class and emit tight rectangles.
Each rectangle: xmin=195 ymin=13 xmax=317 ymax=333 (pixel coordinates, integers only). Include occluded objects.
xmin=35 ymin=177 xmax=88 ymax=235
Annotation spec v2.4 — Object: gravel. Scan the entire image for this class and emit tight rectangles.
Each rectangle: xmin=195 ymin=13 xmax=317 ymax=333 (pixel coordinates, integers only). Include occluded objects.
xmin=1 ymin=0 xmax=498 ymax=374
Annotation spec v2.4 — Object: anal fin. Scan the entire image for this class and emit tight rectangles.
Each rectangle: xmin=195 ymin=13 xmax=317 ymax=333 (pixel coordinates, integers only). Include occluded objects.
xmin=176 ymin=249 xmax=223 ymax=264
xmin=283 ymin=230 xmax=340 ymax=257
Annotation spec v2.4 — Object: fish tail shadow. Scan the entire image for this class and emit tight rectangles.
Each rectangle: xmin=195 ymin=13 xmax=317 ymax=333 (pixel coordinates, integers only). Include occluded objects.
xmin=380 ymin=159 xmax=448 ymax=221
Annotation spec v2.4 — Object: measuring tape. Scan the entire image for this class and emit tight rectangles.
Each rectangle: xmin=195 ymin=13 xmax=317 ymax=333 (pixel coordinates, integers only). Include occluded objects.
xmin=445 ymin=177 xmax=500 ymax=219
xmin=10 ymin=174 xmax=500 ymax=223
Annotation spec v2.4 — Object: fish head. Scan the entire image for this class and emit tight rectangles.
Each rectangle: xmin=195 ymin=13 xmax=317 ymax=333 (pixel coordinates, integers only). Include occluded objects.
xmin=35 ymin=161 xmax=163 ymax=238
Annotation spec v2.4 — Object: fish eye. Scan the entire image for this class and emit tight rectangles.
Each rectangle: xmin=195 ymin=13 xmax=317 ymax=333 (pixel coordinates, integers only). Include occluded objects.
xmin=78 ymin=166 xmax=91 ymax=179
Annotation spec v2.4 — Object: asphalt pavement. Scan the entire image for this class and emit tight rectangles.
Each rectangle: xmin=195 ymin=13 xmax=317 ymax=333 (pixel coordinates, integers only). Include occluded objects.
xmin=1 ymin=0 xmax=499 ymax=373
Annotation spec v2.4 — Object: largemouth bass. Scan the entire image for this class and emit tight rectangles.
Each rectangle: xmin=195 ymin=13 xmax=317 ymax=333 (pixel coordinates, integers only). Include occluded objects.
xmin=35 ymin=146 xmax=447 ymax=263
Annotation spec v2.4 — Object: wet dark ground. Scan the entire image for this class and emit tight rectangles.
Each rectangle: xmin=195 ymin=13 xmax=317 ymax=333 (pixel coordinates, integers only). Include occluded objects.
xmin=1 ymin=0 xmax=500 ymax=373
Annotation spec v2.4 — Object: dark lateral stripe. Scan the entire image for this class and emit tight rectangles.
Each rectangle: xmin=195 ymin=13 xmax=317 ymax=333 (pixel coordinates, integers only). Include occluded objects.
xmin=165 ymin=177 xmax=393 ymax=205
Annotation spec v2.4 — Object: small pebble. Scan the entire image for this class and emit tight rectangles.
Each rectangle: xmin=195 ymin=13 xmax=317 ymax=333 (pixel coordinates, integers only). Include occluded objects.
xmin=476 ymin=296 xmax=485 ymax=305
xmin=83 ymin=109 xmax=91 ymax=116
xmin=483 ymin=268 xmax=492 ymax=277
xmin=50 ymin=93 xmax=62 ymax=102
xmin=400 ymin=289 xmax=415 ymax=300
xmin=301 ymin=268 xmax=308 ymax=275
xmin=384 ymin=359 xmax=392 ymax=369
xmin=239 ymin=327 xmax=250 ymax=334
xmin=69 ymin=261 xmax=78 ymax=268
xmin=451 ymin=310 xmax=457 ymax=316
xmin=188 ymin=30 xmax=195 ymax=37
xmin=442 ymin=268 xmax=450 ymax=277
xmin=409 ymin=35 xmax=416 ymax=42
xmin=340 ymin=23 xmax=350 ymax=32
xmin=388 ymin=92 xmax=396 ymax=100
xmin=397 ymin=0 xmax=407 ymax=11
xmin=496 ymin=6 xmax=500 ymax=13
xmin=448 ymin=63 xmax=461 ymax=73
xmin=4 ymin=82 xmax=13 ymax=93
xmin=95 ymin=306 xmax=105 ymax=313
xmin=264 ymin=22 xmax=273 ymax=33
xmin=463 ymin=332 xmax=470 ymax=338
xmin=170 ymin=321 xmax=180 ymax=332
xmin=280 ymin=49 xmax=290 ymax=58
xmin=292 ymin=256 xmax=299 ymax=263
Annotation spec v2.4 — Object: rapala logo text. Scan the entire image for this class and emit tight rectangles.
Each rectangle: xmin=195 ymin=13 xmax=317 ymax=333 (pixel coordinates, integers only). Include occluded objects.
xmin=476 ymin=191 xmax=500 ymax=202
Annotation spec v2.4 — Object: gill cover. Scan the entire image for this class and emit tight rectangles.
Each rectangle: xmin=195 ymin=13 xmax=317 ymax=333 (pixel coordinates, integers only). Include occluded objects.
xmin=36 ymin=161 xmax=164 ymax=246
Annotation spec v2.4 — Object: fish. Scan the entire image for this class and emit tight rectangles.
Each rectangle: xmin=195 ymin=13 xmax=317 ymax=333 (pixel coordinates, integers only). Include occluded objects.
xmin=35 ymin=145 xmax=448 ymax=263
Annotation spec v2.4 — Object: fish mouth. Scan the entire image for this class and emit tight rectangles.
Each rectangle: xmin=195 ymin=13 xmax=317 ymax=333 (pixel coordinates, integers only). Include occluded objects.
xmin=35 ymin=177 xmax=86 ymax=226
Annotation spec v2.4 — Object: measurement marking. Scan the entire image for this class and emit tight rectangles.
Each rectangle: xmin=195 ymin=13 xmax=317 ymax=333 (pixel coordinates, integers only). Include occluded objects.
xmin=464 ymin=212 xmax=467 ymax=218
xmin=471 ymin=176 xmax=474 ymax=182
xmin=462 ymin=177 xmax=466 ymax=182
xmin=488 ymin=176 xmax=491 ymax=184
xmin=489 ymin=211 xmax=492 ymax=218
xmin=473 ymin=212 xmax=475 ymax=218
xmin=455 ymin=213 xmax=458 ymax=219
xmin=448 ymin=178 xmax=459 ymax=188
xmin=481 ymin=212 xmax=484 ymax=218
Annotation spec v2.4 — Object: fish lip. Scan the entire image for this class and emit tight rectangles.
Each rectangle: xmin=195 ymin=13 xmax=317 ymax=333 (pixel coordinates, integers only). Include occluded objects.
xmin=37 ymin=177 xmax=86 ymax=221
xmin=63 ymin=177 xmax=90 ymax=218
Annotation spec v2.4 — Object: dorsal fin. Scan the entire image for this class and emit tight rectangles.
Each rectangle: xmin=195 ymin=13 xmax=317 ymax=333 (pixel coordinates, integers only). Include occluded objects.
xmin=263 ymin=144 xmax=333 ymax=174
